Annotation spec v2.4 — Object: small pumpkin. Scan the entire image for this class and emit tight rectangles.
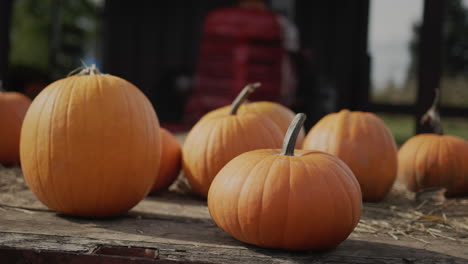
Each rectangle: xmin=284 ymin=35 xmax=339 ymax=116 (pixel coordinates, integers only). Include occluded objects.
xmin=151 ymin=128 xmax=182 ymax=193
xmin=208 ymin=114 xmax=362 ymax=250
xmin=20 ymin=65 xmax=161 ymax=217
xmin=398 ymin=91 xmax=468 ymax=196
xmin=202 ymin=86 xmax=304 ymax=147
xmin=302 ymin=109 xmax=397 ymax=201
xmin=182 ymin=83 xmax=284 ymax=197
xmin=0 ymin=91 xmax=31 ymax=165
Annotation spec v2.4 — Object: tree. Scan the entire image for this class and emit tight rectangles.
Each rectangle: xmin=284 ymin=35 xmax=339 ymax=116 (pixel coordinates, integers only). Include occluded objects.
xmin=408 ymin=0 xmax=468 ymax=78
xmin=8 ymin=0 xmax=101 ymax=79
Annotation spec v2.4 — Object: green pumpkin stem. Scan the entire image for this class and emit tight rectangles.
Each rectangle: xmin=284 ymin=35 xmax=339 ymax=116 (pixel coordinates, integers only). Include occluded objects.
xmin=281 ymin=113 xmax=306 ymax=156
xmin=229 ymin=82 xmax=261 ymax=115
xmin=420 ymin=88 xmax=443 ymax=135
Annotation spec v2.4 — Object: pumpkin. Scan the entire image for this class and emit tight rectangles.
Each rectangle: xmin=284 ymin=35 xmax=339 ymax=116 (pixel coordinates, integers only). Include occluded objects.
xmin=182 ymin=83 xmax=284 ymax=197
xmin=398 ymin=134 xmax=468 ymax=196
xmin=398 ymin=90 xmax=468 ymax=196
xmin=20 ymin=65 xmax=161 ymax=217
xmin=151 ymin=128 xmax=182 ymax=193
xmin=208 ymin=113 xmax=362 ymax=250
xmin=302 ymin=109 xmax=397 ymax=201
xmin=201 ymin=84 xmax=304 ymax=147
xmin=0 ymin=91 xmax=31 ymax=165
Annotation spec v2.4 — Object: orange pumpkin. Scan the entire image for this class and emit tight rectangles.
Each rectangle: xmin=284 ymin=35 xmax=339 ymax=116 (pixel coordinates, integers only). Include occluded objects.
xmin=302 ymin=109 xmax=397 ymax=201
xmin=183 ymin=83 xmax=284 ymax=197
xmin=0 ymin=91 xmax=31 ymax=165
xmin=151 ymin=128 xmax=182 ymax=193
xmin=398 ymin=134 xmax=468 ymax=197
xmin=20 ymin=65 xmax=161 ymax=217
xmin=398 ymin=91 xmax=468 ymax=196
xmin=208 ymin=114 xmax=362 ymax=250
xmin=202 ymin=95 xmax=304 ymax=147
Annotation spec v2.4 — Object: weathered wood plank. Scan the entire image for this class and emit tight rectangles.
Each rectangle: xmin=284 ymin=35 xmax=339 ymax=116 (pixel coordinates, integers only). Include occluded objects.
xmin=1 ymin=165 xmax=467 ymax=263
xmin=1 ymin=231 xmax=467 ymax=264
xmin=0 ymin=189 xmax=467 ymax=263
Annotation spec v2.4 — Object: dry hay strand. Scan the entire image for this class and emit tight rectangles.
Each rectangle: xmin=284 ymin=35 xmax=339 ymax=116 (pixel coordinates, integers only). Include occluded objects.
xmin=356 ymin=181 xmax=468 ymax=244
xmin=0 ymin=164 xmax=27 ymax=193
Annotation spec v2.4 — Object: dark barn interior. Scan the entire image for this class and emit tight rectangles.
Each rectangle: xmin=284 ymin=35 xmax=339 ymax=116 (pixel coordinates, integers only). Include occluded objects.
xmin=102 ymin=0 xmax=370 ymax=130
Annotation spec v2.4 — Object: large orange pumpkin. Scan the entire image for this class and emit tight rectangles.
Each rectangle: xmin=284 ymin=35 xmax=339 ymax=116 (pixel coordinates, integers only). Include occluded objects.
xmin=398 ymin=91 xmax=468 ymax=196
xmin=151 ymin=128 xmax=182 ymax=193
xmin=182 ymin=83 xmax=284 ymax=197
xmin=302 ymin=109 xmax=397 ymax=201
xmin=208 ymin=114 xmax=362 ymax=250
xmin=0 ymin=91 xmax=31 ymax=165
xmin=20 ymin=65 xmax=161 ymax=217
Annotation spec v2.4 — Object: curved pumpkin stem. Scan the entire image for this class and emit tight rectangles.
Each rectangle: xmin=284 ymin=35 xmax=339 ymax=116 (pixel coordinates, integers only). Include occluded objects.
xmin=420 ymin=88 xmax=443 ymax=135
xmin=229 ymin=82 xmax=261 ymax=115
xmin=281 ymin=113 xmax=306 ymax=156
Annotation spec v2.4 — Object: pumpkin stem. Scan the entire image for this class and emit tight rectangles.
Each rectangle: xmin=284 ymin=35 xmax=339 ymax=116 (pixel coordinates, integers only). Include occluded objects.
xmin=420 ymin=88 xmax=443 ymax=135
xmin=79 ymin=64 xmax=101 ymax=75
xmin=281 ymin=113 xmax=306 ymax=156
xmin=229 ymin=82 xmax=261 ymax=115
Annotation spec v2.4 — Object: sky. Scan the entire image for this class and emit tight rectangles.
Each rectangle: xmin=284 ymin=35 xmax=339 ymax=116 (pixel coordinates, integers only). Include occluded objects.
xmin=369 ymin=0 xmax=468 ymax=90
xmin=369 ymin=0 xmax=423 ymax=89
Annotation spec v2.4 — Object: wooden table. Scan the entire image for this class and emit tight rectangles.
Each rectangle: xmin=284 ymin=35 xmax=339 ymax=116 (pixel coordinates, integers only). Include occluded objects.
xmin=1 ymin=180 xmax=468 ymax=264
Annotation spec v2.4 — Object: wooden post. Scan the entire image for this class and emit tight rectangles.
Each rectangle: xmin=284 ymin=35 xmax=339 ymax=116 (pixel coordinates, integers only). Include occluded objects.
xmin=0 ymin=0 xmax=13 ymax=83
xmin=416 ymin=0 xmax=445 ymax=134
xmin=49 ymin=0 xmax=62 ymax=79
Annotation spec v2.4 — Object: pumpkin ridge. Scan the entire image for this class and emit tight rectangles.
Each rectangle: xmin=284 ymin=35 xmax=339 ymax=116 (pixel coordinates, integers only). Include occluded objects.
xmin=247 ymin=114 xmax=277 ymax=149
xmin=94 ymin=75 xmax=109 ymax=212
xmin=52 ymin=79 xmax=74 ymax=213
xmin=325 ymin=159 xmax=354 ymax=241
xmin=364 ymin=114 xmax=387 ymax=196
xmin=214 ymin=152 xmax=265 ymax=242
xmin=263 ymin=117 xmax=284 ymax=147
xmin=93 ymin=74 xmax=105 ymax=211
xmin=413 ymin=137 xmax=433 ymax=191
xmin=255 ymin=155 xmax=278 ymax=246
xmin=44 ymin=81 xmax=70 ymax=212
xmin=313 ymin=157 xmax=339 ymax=247
xmin=120 ymin=76 xmax=134 ymax=205
xmin=442 ymin=137 xmax=456 ymax=194
xmin=142 ymin=87 xmax=160 ymax=195
xmin=327 ymin=154 xmax=361 ymax=196
xmin=30 ymin=89 xmax=57 ymax=209
xmin=235 ymin=116 xmax=254 ymax=151
xmin=426 ymin=136 xmax=441 ymax=190
xmin=205 ymin=119 xmax=225 ymax=190
xmin=236 ymin=156 xmax=267 ymax=243
xmin=328 ymin=159 xmax=357 ymax=235
xmin=280 ymin=157 xmax=294 ymax=248
xmin=334 ymin=111 xmax=349 ymax=157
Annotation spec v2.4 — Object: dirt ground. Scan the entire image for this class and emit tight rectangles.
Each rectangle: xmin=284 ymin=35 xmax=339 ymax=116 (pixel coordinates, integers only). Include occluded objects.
xmin=1 ymin=164 xmax=468 ymax=247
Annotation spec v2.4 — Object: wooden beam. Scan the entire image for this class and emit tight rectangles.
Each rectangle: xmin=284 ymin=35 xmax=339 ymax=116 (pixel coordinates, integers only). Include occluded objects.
xmin=416 ymin=0 xmax=445 ymax=134
xmin=0 ymin=0 xmax=13 ymax=82
xmin=364 ymin=103 xmax=468 ymax=117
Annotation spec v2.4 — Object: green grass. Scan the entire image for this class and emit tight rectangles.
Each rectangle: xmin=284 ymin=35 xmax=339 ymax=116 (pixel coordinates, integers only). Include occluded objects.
xmin=377 ymin=113 xmax=468 ymax=146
